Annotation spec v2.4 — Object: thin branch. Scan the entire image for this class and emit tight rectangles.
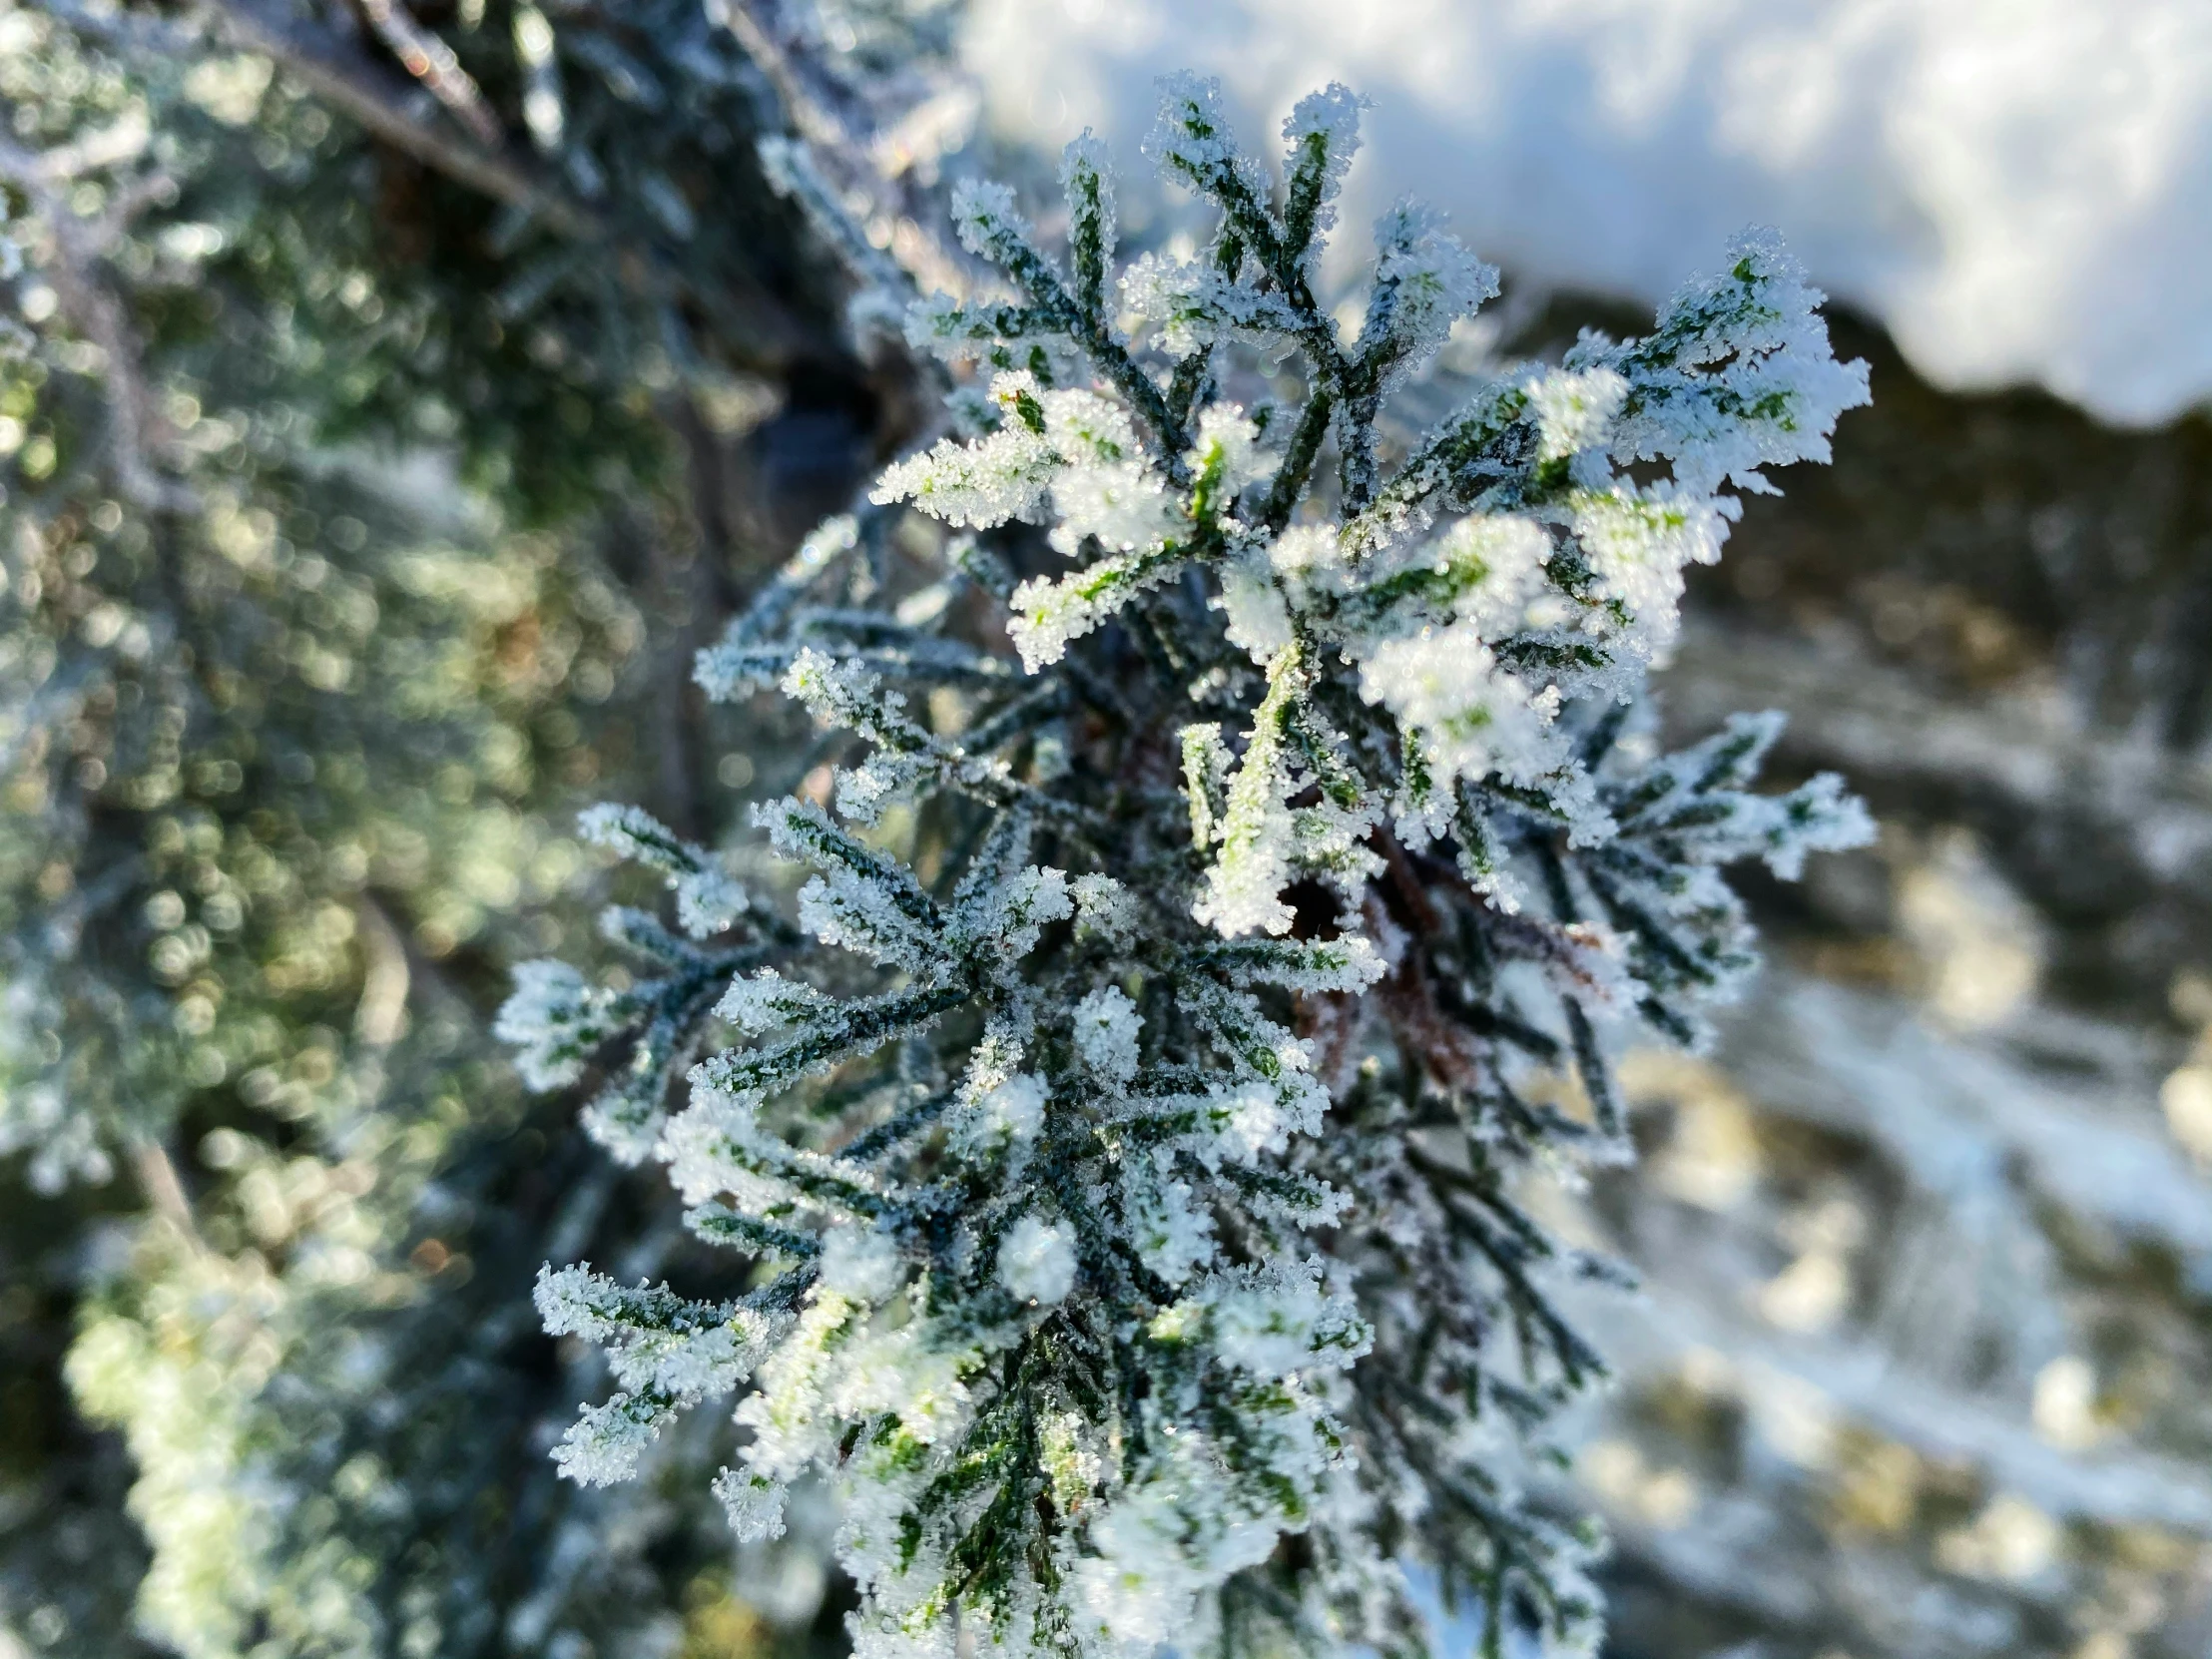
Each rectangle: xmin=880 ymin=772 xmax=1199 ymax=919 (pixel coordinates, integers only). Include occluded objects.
xmin=354 ymin=0 xmax=503 ymax=148
xmin=203 ymin=0 xmax=591 ymax=237
xmin=128 ymin=1136 xmax=205 ymax=1250
xmin=196 ymin=0 xmax=816 ymax=364
xmin=712 ymin=0 xmax=968 ymax=298
xmin=712 ymin=0 xmax=868 ymax=178
xmin=0 ymin=132 xmax=195 ymax=511
xmin=352 ymin=894 xmax=413 ymax=1049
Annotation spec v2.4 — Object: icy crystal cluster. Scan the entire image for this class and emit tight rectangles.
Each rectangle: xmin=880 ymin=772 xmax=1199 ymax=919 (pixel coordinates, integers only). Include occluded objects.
xmin=504 ymin=75 xmax=1872 ymax=1659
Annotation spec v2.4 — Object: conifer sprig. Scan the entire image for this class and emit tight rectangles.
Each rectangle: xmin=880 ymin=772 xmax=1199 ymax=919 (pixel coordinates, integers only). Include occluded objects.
xmin=505 ymin=73 xmax=1872 ymax=1659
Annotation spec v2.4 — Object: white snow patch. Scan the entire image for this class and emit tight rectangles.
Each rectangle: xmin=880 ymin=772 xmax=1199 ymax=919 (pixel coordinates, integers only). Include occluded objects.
xmin=965 ymin=0 xmax=2212 ymax=425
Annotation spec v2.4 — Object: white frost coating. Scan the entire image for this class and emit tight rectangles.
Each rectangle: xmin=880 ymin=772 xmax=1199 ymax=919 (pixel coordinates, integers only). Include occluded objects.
xmin=494 ymin=960 xmax=597 ymax=1090
xmin=1118 ymin=251 xmax=1214 ymax=355
xmin=712 ymin=1466 xmax=789 ymax=1542
xmin=576 ymin=802 xmax=748 ymax=937
xmin=1362 ymin=199 xmax=1499 ymax=382
xmin=1072 ymin=984 xmax=1142 ymax=1083
xmin=1214 ymin=560 xmax=1294 ymax=663
xmin=1203 ymin=1260 xmax=1373 ymax=1380
xmin=1070 ymin=872 xmax=1137 ymax=941
xmin=872 ymin=374 xmax=1059 ymax=528
xmin=1143 ymin=70 xmax=1265 ymax=200
xmin=782 ymin=646 xmax=893 ymax=731
xmin=536 ymin=1269 xmax=786 ymax=1394
xmin=1061 ymin=130 xmax=1119 ymax=265
xmin=1567 ymin=483 xmax=1732 ymax=664
xmin=1187 ymin=402 xmax=1271 ymax=495
xmin=1525 ymin=366 xmax=1629 ymax=463
xmin=1044 ymin=452 xmax=1175 ymax=560
xmin=1263 ymin=522 xmax=1351 ymax=617
xmin=672 ymin=867 xmax=746 ymax=938
xmin=716 ymin=967 xmax=831 ymax=1033
xmin=658 ymin=1085 xmax=788 ymax=1211
xmin=848 ymin=1621 xmax=957 ymax=1659
xmin=959 ymin=864 xmax=1071 ymax=965
xmin=1360 ymin=625 xmax=1562 ymax=790
xmin=574 ymin=801 xmax=669 ymax=853
xmin=949 ymin=177 xmax=1027 ymax=260
xmin=797 ymin=868 xmax=934 ymax=965
xmin=552 ymin=1394 xmax=663 ymax=1486
xmin=1069 ymin=1267 xmax=1362 ymax=1653
xmin=1190 ymin=780 xmax=1296 ymax=938
xmin=1605 ymin=229 xmax=1873 ymax=499
xmin=1219 ymin=934 xmax=1386 ymax=995
xmin=1123 ymin=1150 xmax=1217 ymax=1286
xmin=1435 ymin=513 xmax=1557 ymax=637
xmin=1207 ymin=1078 xmax=1308 ymax=1162
xmin=959 ymin=1072 xmax=1047 ymax=1154
xmin=536 ymin=1262 xmax=791 ymax=1488
xmin=820 ymin=1226 xmax=904 ymax=1303
xmin=591 ymin=818 xmax=731 ymax=933
xmin=1282 ymin=82 xmax=1368 ymax=275
xmin=1191 ymin=647 xmax=1307 ymax=939
xmin=964 ymin=0 xmax=2212 ymax=426
xmin=879 ymin=372 xmax=1178 ymax=558
xmin=997 ymin=1216 xmax=1077 ymax=1305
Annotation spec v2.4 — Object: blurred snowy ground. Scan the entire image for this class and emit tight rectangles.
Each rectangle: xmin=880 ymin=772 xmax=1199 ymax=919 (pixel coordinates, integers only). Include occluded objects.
xmin=963 ymin=0 xmax=2212 ymax=427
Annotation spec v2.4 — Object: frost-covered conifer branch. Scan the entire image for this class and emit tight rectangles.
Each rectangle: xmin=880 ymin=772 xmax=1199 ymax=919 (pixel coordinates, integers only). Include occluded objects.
xmin=504 ymin=75 xmax=1873 ymax=1659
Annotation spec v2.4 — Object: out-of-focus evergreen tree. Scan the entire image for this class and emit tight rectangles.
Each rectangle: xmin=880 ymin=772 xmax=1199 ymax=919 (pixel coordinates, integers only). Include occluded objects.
xmin=0 ymin=2 xmax=960 ymax=1653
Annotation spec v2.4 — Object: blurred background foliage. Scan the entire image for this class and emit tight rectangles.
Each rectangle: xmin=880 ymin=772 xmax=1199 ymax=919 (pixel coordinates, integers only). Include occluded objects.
xmin=0 ymin=3 xmax=2207 ymax=1659
xmin=0 ymin=1 xmax=930 ymax=1652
